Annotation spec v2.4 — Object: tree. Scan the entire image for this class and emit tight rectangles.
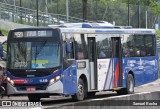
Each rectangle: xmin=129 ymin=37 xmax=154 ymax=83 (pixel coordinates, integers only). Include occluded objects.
xmin=82 ymin=0 xmax=88 ymax=21
xmin=121 ymin=0 xmax=156 ymax=6
xmin=148 ymin=1 xmax=160 ymax=28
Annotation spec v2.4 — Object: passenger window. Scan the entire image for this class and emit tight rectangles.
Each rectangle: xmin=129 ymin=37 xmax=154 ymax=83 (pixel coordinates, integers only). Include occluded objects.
xmin=134 ymin=35 xmax=145 ymax=57
xmin=145 ymin=35 xmax=154 ymax=56
xmin=62 ymin=33 xmax=75 ymax=70
xmin=122 ymin=35 xmax=135 ymax=57
xmin=62 ymin=33 xmax=75 ymax=59
xmin=96 ymin=34 xmax=112 ymax=59
xmin=74 ymin=34 xmax=88 ymax=60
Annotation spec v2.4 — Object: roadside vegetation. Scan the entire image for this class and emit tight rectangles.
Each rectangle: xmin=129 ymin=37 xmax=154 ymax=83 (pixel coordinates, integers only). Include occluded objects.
xmin=0 ymin=0 xmax=160 ymax=28
xmin=1 ymin=29 xmax=8 ymax=36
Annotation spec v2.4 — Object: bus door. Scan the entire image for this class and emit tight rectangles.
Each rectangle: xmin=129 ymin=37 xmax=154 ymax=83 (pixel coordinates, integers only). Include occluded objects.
xmin=88 ymin=37 xmax=97 ymax=90
xmin=97 ymin=36 xmax=121 ymax=91
xmin=111 ymin=37 xmax=122 ymax=88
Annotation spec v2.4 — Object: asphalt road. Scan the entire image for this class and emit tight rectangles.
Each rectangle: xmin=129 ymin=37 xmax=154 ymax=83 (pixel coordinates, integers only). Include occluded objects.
xmin=0 ymin=79 xmax=160 ymax=109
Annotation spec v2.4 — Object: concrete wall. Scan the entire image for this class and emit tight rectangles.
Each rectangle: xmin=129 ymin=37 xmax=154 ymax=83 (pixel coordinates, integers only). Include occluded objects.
xmin=0 ymin=20 xmax=33 ymax=31
xmin=45 ymin=91 xmax=160 ymax=109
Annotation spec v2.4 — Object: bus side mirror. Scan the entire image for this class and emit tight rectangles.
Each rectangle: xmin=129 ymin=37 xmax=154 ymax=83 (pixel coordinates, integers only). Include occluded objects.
xmin=66 ymin=43 xmax=72 ymax=53
xmin=0 ymin=44 xmax=3 ymax=58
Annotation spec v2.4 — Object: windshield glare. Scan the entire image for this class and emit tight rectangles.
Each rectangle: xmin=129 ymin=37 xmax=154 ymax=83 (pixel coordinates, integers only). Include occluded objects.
xmin=8 ymin=41 xmax=60 ymax=69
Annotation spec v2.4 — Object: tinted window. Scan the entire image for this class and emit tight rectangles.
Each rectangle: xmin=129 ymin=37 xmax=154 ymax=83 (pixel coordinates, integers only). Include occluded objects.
xmin=74 ymin=34 xmax=88 ymax=60
xmin=145 ymin=35 xmax=155 ymax=56
xmin=122 ymin=34 xmax=155 ymax=57
xmin=62 ymin=33 xmax=75 ymax=70
xmin=62 ymin=33 xmax=75 ymax=59
xmin=135 ymin=35 xmax=145 ymax=57
xmin=112 ymin=37 xmax=120 ymax=58
xmin=121 ymin=34 xmax=135 ymax=57
xmin=96 ymin=34 xmax=112 ymax=59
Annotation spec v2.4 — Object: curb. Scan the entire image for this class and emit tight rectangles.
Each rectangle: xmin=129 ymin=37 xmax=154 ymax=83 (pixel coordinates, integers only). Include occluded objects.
xmin=135 ymin=79 xmax=160 ymax=88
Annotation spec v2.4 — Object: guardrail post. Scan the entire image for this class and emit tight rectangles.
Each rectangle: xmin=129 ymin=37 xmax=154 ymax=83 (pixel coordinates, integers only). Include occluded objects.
xmin=0 ymin=4 xmax=1 ymax=20
xmin=25 ymin=9 xmax=26 ymax=23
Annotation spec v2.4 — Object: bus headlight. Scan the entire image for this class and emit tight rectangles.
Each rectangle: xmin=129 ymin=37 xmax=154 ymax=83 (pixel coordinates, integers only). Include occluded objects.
xmin=10 ymin=80 xmax=14 ymax=86
xmin=7 ymin=77 xmax=10 ymax=82
xmin=50 ymin=78 xmax=55 ymax=84
xmin=7 ymin=77 xmax=14 ymax=86
xmin=49 ymin=75 xmax=61 ymax=85
xmin=56 ymin=75 xmax=61 ymax=80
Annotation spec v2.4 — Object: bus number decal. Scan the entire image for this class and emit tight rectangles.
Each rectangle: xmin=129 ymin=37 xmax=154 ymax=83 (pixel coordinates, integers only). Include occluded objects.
xmin=77 ymin=61 xmax=86 ymax=69
xmin=39 ymin=79 xmax=48 ymax=83
xmin=14 ymin=32 xmax=23 ymax=38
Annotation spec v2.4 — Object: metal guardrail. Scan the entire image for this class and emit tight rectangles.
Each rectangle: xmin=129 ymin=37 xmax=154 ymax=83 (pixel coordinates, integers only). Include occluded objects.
xmin=0 ymin=2 xmax=84 ymax=26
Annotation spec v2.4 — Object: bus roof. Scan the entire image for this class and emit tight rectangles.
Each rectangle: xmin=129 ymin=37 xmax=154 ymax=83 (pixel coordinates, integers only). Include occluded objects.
xmin=49 ymin=23 xmax=116 ymax=28
xmin=48 ymin=23 xmax=155 ymax=34
xmin=10 ymin=26 xmax=155 ymax=35
xmin=49 ymin=23 xmax=132 ymax=29
xmin=59 ymin=28 xmax=155 ymax=35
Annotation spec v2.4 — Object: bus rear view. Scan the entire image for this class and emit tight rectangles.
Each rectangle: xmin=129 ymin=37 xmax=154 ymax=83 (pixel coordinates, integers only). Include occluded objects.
xmin=7 ymin=28 xmax=62 ymax=101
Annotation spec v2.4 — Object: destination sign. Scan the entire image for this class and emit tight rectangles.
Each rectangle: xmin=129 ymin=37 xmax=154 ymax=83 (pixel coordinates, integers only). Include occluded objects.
xmin=14 ymin=30 xmax=52 ymax=38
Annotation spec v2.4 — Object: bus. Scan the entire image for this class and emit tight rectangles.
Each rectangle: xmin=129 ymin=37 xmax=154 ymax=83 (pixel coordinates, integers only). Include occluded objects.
xmin=2 ymin=23 xmax=158 ymax=101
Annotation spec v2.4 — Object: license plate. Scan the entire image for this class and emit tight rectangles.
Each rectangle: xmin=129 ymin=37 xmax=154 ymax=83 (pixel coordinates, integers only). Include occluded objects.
xmin=26 ymin=87 xmax=36 ymax=91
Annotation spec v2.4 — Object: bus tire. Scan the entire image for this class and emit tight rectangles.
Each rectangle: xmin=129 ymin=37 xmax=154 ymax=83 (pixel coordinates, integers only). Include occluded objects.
xmin=126 ymin=74 xmax=134 ymax=94
xmin=28 ymin=94 xmax=41 ymax=102
xmin=117 ymin=74 xmax=134 ymax=95
xmin=72 ymin=78 xmax=85 ymax=101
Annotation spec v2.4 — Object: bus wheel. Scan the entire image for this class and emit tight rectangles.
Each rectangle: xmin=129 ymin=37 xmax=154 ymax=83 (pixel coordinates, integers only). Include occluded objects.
xmin=126 ymin=74 xmax=134 ymax=94
xmin=28 ymin=94 xmax=41 ymax=102
xmin=117 ymin=74 xmax=134 ymax=95
xmin=72 ymin=78 xmax=85 ymax=101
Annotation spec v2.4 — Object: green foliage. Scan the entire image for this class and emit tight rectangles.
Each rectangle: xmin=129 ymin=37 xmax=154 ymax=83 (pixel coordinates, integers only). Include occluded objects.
xmin=0 ymin=0 xmax=159 ymax=28
xmin=148 ymin=1 xmax=160 ymax=15
xmin=90 ymin=0 xmax=128 ymax=25
xmin=16 ymin=19 xmax=50 ymax=26
xmin=147 ymin=1 xmax=160 ymax=28
xmin=121 ymin=0 xmax=157 ymax=6
xmin=1 ymin=29 xmax=8 ymax=36
xmin=156 ymin=30 xmax=160 ymax=39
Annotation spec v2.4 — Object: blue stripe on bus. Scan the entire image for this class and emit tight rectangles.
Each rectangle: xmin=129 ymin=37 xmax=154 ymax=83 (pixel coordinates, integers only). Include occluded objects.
xmin=95 ymin=30 xmax=153 ymax=34
xmin=103 ymin=59 xmax=111 ymax=90
xmin=95 ymin=30 xmax=124 ymax=33
xmin=109 ymin=59 xmax=114 ymax=89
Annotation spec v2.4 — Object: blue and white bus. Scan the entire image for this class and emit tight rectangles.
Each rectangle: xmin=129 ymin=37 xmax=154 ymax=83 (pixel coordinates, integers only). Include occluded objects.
xmin=3 ymin=23 xmax=158 ymax=101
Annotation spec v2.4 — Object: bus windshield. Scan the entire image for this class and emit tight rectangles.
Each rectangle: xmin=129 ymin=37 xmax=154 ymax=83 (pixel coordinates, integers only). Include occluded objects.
xmin=8 ymin=41 xmax=60 ymax=69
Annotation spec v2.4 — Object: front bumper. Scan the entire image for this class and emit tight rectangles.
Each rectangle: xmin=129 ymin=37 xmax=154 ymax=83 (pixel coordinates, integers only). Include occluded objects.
xmin=7 ymin=80 xmax=63 ymax=95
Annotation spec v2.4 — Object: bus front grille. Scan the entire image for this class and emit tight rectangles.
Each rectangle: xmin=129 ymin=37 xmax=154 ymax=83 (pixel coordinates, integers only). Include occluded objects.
xmin=14 ymin=84 xmax=48 ymax=91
